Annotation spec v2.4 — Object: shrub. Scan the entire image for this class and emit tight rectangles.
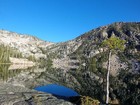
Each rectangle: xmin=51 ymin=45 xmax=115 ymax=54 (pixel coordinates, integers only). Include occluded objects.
xmin=80 ymin=96 xmax=100 ymax=105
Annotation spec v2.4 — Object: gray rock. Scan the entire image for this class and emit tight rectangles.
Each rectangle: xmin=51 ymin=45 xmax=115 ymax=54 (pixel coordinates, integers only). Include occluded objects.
xmin=0 ymin=83 xmax=74 ymax=105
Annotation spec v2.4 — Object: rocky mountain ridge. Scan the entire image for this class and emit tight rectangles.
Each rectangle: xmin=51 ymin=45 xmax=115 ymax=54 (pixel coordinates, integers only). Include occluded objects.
xmin=1 ymin=22 xmax=140 ymax=72
xmin=46 ymin=22 xmax=140 ymax=73
xmin=0 ymin=30 xmax=54 ymax=59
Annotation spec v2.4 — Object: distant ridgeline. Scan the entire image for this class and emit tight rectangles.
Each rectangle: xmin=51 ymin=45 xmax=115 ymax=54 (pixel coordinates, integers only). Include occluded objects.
xmin=0 ymin=44 xmax=23 ymax=63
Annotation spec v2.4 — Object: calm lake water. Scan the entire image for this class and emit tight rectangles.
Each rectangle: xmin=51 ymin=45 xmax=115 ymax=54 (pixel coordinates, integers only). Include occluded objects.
xmin=0 ymin=64 xmax=79 ymax=98
xmin=34 ymin=84 xmax=79 ymax=97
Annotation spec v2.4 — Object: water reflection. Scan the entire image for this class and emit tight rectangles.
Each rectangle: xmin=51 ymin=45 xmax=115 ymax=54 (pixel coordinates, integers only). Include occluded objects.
xmin=0 ymin=64 xmax=81 ymax=97
xmin=0 ymin=64 xmax=10 ymax=82
xmin=0 ymin=64 xmax=91 ymax=99
xmin=0 ymin=64 xmax=36 ymax=82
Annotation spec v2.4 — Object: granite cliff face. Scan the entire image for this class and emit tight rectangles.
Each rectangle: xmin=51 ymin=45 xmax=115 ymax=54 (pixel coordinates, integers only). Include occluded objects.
xmin=47 ymin=22 xmax=140 ymax=73
xmin=0 ymin=30 xmax=53 ymax=59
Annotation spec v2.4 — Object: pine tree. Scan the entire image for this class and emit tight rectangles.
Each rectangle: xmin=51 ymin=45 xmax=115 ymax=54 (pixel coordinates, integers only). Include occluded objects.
xmin=101 ymin=35 xmax=125 ymax=104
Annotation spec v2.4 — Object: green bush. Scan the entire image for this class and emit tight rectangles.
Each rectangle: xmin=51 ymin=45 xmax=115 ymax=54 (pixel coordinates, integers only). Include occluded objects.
xmin=0 ymin=44 xmax=23 ymax=63
xmin=27 ymin=55 xmax=36 ymax=62
xmin=0 ymin=45 xmax=10 ymax=63
xmin=80 ymin=96 xmax=100 ymax=105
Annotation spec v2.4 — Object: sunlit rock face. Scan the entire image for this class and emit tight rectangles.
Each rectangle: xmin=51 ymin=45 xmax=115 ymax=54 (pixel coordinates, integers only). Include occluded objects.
xmin=0 ymin=30 xmax=54 ymax=59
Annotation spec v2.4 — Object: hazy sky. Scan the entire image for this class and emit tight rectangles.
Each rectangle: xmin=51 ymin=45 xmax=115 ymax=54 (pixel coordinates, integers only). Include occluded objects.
xmin=0 ymin=0 xmax=140 ymax=42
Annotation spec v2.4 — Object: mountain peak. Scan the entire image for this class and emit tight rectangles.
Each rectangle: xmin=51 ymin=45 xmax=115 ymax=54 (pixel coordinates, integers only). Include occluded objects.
xmin=0 ymin=29 xmax=54 ymax=59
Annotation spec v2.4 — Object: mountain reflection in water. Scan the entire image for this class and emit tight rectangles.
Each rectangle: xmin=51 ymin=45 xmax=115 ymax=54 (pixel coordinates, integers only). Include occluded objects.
xmin=0 ymin=64 xmax=36 ymax=82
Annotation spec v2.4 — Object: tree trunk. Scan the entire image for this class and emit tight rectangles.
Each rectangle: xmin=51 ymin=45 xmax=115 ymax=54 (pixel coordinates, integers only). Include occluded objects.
xmin=106 ymin=51 xmax=111 ymax=104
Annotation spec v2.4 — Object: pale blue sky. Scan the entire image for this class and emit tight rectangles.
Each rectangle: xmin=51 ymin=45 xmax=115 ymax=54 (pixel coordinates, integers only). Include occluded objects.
xmin=0 ymin=0 xmax=140 ymax=42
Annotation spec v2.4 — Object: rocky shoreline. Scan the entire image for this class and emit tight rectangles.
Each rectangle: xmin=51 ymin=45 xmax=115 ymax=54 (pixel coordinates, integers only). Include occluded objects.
xmin=0 ymin=83 xmax=74 ymax=105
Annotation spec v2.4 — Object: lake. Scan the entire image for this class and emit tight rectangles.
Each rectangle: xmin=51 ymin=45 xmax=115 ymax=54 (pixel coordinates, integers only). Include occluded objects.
xmin=34 ymin=84 xmax=79 ymax=98
xmin=0 ymin=64 xmax=80 ymax=100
